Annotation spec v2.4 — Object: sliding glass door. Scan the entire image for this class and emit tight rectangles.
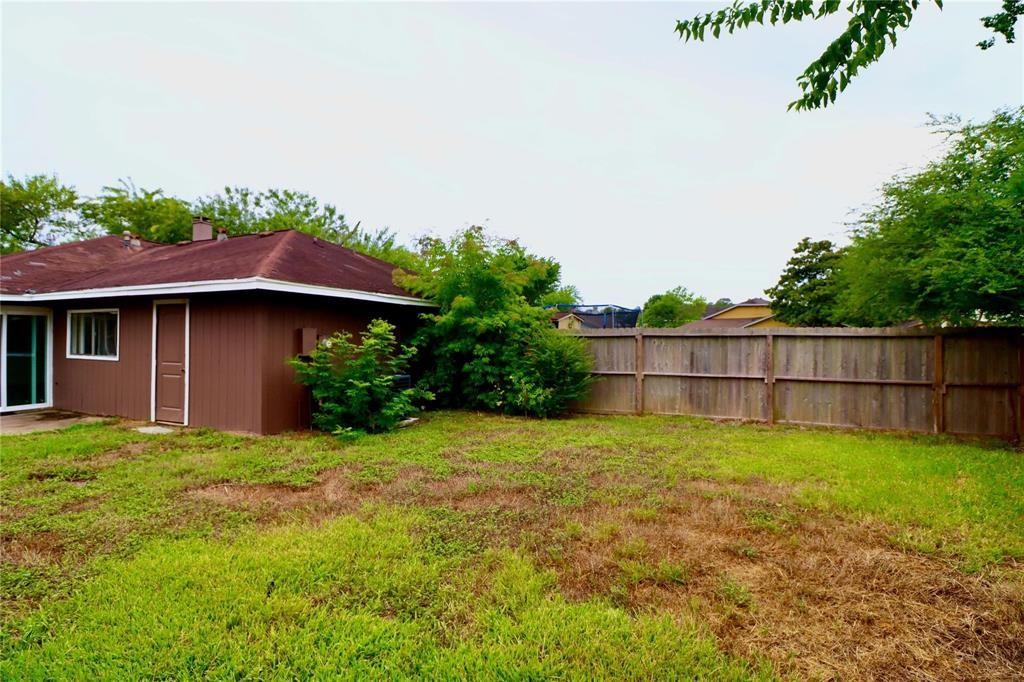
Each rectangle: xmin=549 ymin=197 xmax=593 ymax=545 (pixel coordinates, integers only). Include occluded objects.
xmin=1 ymin=309 xmax=52 ymax=411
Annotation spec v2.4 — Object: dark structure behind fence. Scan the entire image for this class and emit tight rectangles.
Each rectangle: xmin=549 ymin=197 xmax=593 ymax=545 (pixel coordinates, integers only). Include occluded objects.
xmin=573 ymin=327 xmax=1024 ymax=440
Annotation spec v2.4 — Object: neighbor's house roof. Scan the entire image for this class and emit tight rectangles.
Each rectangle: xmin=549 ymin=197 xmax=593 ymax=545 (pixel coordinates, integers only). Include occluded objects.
xmin=676 ymin=316 xmax=782 ymax=330
xmin=0 ymin=230 xmax=431 ymax=306
xmin=554 ymin=311 xmax=623 ymax=329
xmin=699 ymin=298 xmax=770 ymax=319
xmin=700 ymin=302 xmax=732 ymax=318
xmin=678 ymin=297 xmax=781 ymax=330
xmin=551 ymin=311 xmax=602 ymax=328
xmin=677 ymin=317 xmax=761 ymax=331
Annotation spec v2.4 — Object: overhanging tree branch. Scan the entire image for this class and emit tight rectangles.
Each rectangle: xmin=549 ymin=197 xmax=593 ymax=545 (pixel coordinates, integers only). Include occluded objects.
xmin=675 ymin=0 xmax=1021 ymax=110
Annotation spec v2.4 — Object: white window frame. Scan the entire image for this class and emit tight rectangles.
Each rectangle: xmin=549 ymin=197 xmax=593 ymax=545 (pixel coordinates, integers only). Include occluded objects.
xmin=0 ymin=306 xmax=54 ymax=412
xmin=66 ymin=308 xmax=120 ymax=361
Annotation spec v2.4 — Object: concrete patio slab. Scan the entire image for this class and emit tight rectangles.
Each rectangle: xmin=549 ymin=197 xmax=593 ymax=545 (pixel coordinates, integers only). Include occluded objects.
xmin=0 ymin=410 xmax=103 ymax=435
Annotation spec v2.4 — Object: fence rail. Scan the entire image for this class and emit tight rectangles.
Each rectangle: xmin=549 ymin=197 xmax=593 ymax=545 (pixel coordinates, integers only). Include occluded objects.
xmin=573 ymin=327 xmax=1024 ymax=440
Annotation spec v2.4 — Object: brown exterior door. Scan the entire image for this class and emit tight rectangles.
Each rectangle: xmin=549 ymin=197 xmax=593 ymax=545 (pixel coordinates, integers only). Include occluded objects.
xmin=155 ymin=303 xmax=187 ymax=423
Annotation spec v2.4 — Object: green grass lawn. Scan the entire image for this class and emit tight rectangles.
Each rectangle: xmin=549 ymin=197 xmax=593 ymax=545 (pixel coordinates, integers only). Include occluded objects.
xmin=2 ymin=412 xmax=1022 ymax=679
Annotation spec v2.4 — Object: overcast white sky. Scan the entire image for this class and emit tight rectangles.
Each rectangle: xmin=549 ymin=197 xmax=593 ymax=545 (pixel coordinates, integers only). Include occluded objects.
xmin=2 ymin=2 xmax=1021 ymax=306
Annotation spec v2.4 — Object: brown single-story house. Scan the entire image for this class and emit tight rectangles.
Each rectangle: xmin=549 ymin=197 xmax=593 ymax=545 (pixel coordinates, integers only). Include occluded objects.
xmin=0 ymin=219 xmax=432 ymax=433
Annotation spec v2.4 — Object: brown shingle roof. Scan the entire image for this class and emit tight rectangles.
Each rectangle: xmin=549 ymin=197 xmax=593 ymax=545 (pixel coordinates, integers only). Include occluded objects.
xmin=0 ymin=230 xmax=415 ymax=299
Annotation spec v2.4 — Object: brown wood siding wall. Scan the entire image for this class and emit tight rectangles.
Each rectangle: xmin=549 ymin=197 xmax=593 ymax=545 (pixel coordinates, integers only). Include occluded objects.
xmin=257 ymin=293 xmax=421 ymax=434
xmin=188 ymin=295 xmax=263 ymax=433
xmin=52 ymin=299 xmax=151 ymax=419
xmin=576 ymin=328 xmax=1023 ymax=440
xmin=44 ymin=291 xmax=422 ymax=434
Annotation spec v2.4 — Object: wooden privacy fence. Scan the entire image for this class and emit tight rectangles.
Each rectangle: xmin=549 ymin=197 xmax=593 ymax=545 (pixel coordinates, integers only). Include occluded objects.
xmin=573 ymin=327 xmax=1024 ymax=440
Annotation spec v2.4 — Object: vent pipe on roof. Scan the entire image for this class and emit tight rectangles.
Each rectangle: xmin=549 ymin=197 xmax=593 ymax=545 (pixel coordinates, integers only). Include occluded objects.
xmin=122 ymin=230 xmax=131 ymax=248
xmin=192 ymin=216 xmax=214 ymax=242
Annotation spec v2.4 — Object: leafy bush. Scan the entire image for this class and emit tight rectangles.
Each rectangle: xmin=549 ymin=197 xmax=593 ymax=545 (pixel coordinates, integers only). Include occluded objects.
xmin=641 ymin=286 xmax=707 ymax=327
xmin=397 ymin=227 xmax=593 ymax=417
xmin=289 ymin=319 xmax=431 ymax=436
xmin=506 ymin=329 xmax=595 ymax=418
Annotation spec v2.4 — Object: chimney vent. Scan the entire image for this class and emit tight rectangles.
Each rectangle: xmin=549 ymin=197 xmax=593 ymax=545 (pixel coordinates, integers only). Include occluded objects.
xmin=191 ymin=216 xmax=214 ymax=242
xmin=122 ymin=230 xmax=131 ymax=247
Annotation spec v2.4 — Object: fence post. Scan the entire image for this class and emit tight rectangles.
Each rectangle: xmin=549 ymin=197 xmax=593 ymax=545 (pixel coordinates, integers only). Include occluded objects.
xmin=1017 ymin=339 xmax=1023 ymax=442
xmin=635 ymin=331 xmax=645 ymax=415
xmin=933 ymin=334 xmax=945 ymax=434
xmin=764 ymin=333 xmax=775 ymax=424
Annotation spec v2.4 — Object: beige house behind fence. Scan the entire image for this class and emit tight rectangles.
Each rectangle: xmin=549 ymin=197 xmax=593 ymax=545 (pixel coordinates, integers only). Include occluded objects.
xmin=677 ymin=298 xmax=788 ymax=330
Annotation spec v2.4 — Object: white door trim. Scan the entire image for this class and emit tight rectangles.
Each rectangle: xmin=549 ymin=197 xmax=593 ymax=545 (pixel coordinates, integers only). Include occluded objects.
xmin=150 ymin=299 xmax=189 ymax=425
xmin=0 ymin=307 xmax=54 ymax=412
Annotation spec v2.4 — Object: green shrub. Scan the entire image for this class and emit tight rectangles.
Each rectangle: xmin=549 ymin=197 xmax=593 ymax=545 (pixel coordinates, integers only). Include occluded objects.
xmin=289 ymin=319 xmax=431 ymax=436
xmin=505 ymin=328 xmax=594 ymax=417
xmin=397 ymin=228 xmax=594 ymax=418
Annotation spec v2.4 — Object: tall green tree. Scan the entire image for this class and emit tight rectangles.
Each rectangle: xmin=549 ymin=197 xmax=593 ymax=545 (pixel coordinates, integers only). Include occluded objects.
xmin=2 ymin=177 xmax=420 ymax=268
xmin=0 ymin=174 xmax=93 ymax=253
xmin=676 ymin=1 xmax=1023 ymax=110
xmin=836 ymin=108 xmax=1024 ymax=326
xmin=193 ymin=186 xmax=420 ymax=269
xmin=193 ymin=187 xmax=352 ymax=241
xmin=397 ymin=227 xmax=592 ymax=417
xmin=80 ymin=179 xmax=193 ymax=243
xmin=641 ymin=286 xmax=708 ymax=327
xmin=766 ymin=237 xmax=845 ymax=326
xmin=539 ymin=284 xmax=583 ymax=307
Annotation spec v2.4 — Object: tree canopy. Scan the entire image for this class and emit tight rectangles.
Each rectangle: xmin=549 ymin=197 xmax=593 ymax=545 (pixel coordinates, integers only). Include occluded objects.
xmin=80 ymin=180 xmax=193 ymax=243
xmin=0 ymin=175 xmax=95 ymax=254
xmin=0 ymin=176 xmax=420 ymax=269
xmin=766 ymin=238 xmax=844 ymax=326
xmin=399 ymin=227 xmax=562 ymax=311
xmin=194 ymin=187 xmax=352 ymax=242
xmin=835 ymin=108 xmax=1024 ymax=326
xmin=676 ymin=0 xmax=1023 ymax=110
xmin=396 ymin=227 xmax=592 ymax=417
xmin=193 ymin=187 xmax=418 ymax=269
xmin=641 ymin=287 xmax=708 ymax=327
xmin=539 ymin=284 xmax=583 ymax=308
xmin=769 ymin=108 xmax=1024 ymax=326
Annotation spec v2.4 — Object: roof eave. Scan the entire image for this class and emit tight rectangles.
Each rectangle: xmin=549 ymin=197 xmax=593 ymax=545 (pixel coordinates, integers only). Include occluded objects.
xmin=0 ymin=276 xmax=436 ymax=308
xmin=741 ymin=315 xmax=776 ymax=328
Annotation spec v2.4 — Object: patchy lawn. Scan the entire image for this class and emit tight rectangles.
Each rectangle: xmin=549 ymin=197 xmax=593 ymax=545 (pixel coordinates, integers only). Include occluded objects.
xmin=1 ymin=412 xmax=1022 ymax=680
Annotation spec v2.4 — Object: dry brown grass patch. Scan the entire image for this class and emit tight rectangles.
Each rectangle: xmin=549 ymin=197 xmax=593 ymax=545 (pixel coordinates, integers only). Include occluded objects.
xmin=86 ymin=442 xmax=150 ymax=467
xmin=1 ymin=530 xmax=64 ymax=567
xmin=182 ymin=461 xmax=1023 ymax=680
xmin=546 ymin=481 xmax=1023 ymax=681
xmin=187 ymin=464 xmax=540 ymax=520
